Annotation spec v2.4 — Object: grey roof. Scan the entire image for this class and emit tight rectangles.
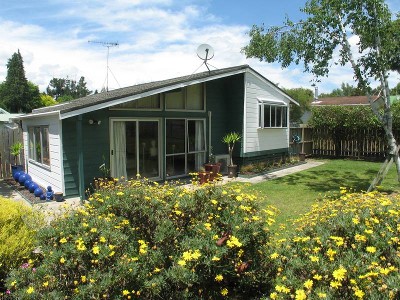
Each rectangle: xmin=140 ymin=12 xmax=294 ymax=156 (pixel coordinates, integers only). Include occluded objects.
xmin=28 ymin=64 xmax=295 ymax=117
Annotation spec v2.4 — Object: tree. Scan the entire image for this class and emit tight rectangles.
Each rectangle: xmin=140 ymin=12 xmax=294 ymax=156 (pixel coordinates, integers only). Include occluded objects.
xmin=46 ymin=76 xmax=91 ymax=102
xmin=243 ymin=0 xmax=400 ymax=189
xmin=40 ymin=93 xmax=58 ymax=107
xmin=282 ymin=87 xmax=313 ymax=123
xmin=0 ymin=50 xmax=40 ymax=113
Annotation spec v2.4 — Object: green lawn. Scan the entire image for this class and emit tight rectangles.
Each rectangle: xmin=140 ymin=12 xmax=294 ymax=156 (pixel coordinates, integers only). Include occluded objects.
xmin=241 ymin=159 xmax=400 ymax=231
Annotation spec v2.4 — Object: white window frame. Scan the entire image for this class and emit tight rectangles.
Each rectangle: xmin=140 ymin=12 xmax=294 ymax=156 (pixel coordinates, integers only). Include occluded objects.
xmin=28 ymin=125 xmax=50 ymax=167
xmin=258 ymin=99 xmax=288 ymax=128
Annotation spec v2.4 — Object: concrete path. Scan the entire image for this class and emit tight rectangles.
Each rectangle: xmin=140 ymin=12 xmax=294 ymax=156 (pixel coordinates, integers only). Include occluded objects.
xmin=218 ymin=159 xmax=325 ymax=185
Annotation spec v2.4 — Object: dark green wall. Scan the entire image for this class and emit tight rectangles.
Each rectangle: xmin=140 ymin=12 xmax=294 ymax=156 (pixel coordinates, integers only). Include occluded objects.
xmin=62 ymin=75 xmax=246 ymax=197
xmin=206 ymin=74 xmax=244 ymax=160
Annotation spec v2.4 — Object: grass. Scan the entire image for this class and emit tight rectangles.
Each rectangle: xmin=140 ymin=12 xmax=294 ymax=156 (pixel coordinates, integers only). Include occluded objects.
xmin=241 ymin=159 xmax=400 ymax=231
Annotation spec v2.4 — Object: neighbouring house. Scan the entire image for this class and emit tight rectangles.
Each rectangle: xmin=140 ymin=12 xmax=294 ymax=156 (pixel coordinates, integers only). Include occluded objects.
xmin=0 ymin=108 xmax=24 ymax=176
xmin=15 ymin=65 xmax=298 ymax=199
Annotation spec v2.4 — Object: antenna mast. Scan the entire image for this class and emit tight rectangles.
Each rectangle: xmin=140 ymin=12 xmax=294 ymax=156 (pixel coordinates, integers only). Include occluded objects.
xmin=88 ymin=41 xmax=119 ymax=92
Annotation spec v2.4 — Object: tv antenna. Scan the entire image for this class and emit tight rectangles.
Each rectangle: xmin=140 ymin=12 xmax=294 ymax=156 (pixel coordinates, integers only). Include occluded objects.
xmin=88 ymin=40 xmax=119 ymax=92
xmin=195 ymin=44 xmax=215 ymax=73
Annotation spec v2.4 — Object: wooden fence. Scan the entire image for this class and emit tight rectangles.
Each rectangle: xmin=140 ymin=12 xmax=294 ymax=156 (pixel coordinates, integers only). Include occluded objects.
xmin=0 ymin=125 xmax=24 ymax=179
xmin=312 ymin=127 xmax=399 ymax=159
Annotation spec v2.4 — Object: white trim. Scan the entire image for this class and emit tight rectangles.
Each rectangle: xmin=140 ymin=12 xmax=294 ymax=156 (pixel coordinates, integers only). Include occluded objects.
xmin=14 ymin=111 xmax=60 ymax=120
xmin=257 ymin=98 xmax=287 ymax=106
xmin=247 ymin=68 xmax=300 ymax=106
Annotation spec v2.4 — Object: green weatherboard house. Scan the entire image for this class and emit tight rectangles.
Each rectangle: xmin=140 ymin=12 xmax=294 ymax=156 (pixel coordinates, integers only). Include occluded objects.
xmin=18 ymin=65 xmax=298 ymax=200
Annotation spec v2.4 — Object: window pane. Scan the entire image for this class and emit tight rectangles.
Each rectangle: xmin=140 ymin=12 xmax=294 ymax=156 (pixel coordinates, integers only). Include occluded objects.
xmin=29 ymin=127 xmax=34 ymax=160
xmin=125 ymin=122 xmax=137 ymax=179
xmin=186 ymin=84 xmax=204 ymax=110
xmin=42 ymin=127 xmax=50 ymax=166
xmin=271 ymin=106 xmax=277 ymax=127
xmin=188 ymin=120 xmax=205 ymax=152
xmin=137 ymin=95 xmax=160 ymax=109
xmin=139 ymin=121 xmax=159 ymax=178
xmin=187 ymin=153 xmax=206 ymax=173
xmin=165 ymin=89 xmax=184 ymax=109
xmin=264 ymin=105 xmax=271 ymax=127
xmin=282 ymin=107 xmax=288 ymax=127
xmin=166 ymin=119 xmax=185 ymax=154
xmin=276 ymin=106 xmax=282 ymax=127
xmin=34 ymin=127 xmax=42 ymax=163
xmin=166 ymin=155 xmax=185 ymax=177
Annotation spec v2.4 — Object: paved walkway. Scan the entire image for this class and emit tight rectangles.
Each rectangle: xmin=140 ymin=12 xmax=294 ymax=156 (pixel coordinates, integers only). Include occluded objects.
xmin=0 ymin=160 xmax=325 ymax=216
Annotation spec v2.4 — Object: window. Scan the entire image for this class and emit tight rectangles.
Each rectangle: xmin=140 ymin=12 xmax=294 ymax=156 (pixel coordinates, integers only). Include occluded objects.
xmin=112 ymin=94 xmax=161 ymax=110
xmin=165 ymin=119 xmax=206 ymax=177
xmin=165 ymin=83 xmax=204 ymax=111
xmin=28 ymin=126 xmax=50 ymax=166
xmin=258 ymin=101 xmax=288 ymax=128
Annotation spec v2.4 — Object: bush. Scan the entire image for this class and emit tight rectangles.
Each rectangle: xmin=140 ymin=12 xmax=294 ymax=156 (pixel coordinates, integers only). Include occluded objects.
xmin=6 ymin=179 xmax=278 ymax=299
xmin=266 ymin=190 xmax=400 ymax=300
xmin=0 ymin=197 xmax=43 ymax=292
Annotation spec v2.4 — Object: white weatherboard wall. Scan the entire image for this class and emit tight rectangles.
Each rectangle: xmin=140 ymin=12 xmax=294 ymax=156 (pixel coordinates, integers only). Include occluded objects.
xmin=22 ymin=114 xmax=63 ymax=194
xmin=244 ymin=72 xmax=290 ymax=153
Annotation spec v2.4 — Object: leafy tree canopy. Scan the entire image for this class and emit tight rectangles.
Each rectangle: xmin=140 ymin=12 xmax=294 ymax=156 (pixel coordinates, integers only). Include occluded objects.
xmin=282 ymin=87 xmax=313 ymax=123
xmin=0 ymin=50 xmax=41 ymax=113
xmin=46 ymin=76 xmax=92 ymax=102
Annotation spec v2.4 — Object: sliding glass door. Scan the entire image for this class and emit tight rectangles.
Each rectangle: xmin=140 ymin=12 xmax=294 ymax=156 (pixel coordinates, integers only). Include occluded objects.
xmin=165 ymin=119 xmax=206 ymax=178
xmin=112 ymin=119 xmax=160 ymax=179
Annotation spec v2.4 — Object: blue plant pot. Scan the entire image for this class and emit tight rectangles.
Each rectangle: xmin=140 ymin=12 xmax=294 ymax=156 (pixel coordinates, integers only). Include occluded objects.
xmin=11 ymin=165 xmax=24 ymax=178
xmin=18 ymin=173 xmax=28 ymax=185
xmin=24 ymin=180 xmax=32 ymax=189
xmin=25 ymin=174 xmax=32 ymax=182
xmin=40 ymin=194 xmax=46 ymax=201
xmin=13 ymin=171 xmax=22 ymax=181
xmin=29 ymin=182 xmax=38 ymax=193
xmin=34 ymin=187 xmax=43 ymax=197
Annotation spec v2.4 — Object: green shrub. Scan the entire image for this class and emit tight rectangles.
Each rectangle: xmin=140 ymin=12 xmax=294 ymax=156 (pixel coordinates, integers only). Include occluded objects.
xmin=266 ymin=190 xmax=400 ymax=300
xmin=6 ymin=180 xmax=278 ymax=299
xmin=0 ymin=197 xmax=43 ymax=292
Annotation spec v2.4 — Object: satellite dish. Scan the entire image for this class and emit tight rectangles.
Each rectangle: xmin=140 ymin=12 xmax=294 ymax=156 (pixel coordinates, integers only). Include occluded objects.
xmin=196 ymin=44 xmax=214 ymax=61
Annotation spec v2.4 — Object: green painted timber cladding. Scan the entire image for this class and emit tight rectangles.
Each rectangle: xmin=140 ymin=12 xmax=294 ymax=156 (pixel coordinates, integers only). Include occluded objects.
xmin=62 ymin=74 xmax=251 ymax=197
xmin=206 ymin=74 xmax=244 ymax=159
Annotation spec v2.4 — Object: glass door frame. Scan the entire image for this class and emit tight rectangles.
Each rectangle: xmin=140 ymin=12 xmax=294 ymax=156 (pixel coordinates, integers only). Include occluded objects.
xmin=165 ymin=118 xmax=207 ymax=179
xmin=109 ymin=117 xmax=162 ymax=180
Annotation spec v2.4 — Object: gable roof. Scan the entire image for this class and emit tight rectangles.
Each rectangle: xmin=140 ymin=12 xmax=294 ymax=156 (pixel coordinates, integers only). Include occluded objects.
xmin=20 ymin=64 xmax=297 ymax=119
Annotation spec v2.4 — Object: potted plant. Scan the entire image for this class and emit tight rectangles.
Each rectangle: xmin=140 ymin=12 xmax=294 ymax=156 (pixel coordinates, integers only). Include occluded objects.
xmin=10 ymin=142 xmax=24 ymax=177
xmin=222 ymin=131 xmax=241 ymax=178
xmin=204 ymin=146 xmax=221 ymax=181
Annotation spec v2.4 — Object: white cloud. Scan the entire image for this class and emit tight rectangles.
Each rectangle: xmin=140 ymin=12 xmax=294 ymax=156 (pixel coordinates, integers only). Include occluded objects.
xmin=0 ymin=0 xmax=398 ymax=96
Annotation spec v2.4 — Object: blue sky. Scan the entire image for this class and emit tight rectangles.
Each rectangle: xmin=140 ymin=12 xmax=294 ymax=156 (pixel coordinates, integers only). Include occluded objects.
xmin=0 ymin=0 xmax=398 ymax=94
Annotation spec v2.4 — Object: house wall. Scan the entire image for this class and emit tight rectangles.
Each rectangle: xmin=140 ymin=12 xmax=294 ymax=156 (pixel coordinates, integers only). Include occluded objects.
xmin=206 ymin=74 xmax=244 ymax=158
xmin=22 ymin=114 xmax=64 ymax=194
xmin=243 ymin=72 xmax=290 ymax=161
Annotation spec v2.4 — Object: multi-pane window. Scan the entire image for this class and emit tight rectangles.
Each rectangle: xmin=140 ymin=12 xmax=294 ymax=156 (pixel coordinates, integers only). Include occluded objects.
xmin=165 ymin=83 xmax=204 ymax=111
xmin=28 ymin=126 xmax=50 ymax=166
xmin=258 ymin=102 xmax=288 ymax=128
xmin=112 ymin=94 xmax=161 ymax=110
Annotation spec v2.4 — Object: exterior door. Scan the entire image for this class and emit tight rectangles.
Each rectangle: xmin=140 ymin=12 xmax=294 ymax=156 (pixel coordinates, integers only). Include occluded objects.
xmin=111 ymin=119 xmax=160 ymax=179
xmin=165 ymin=119 xmax=206 ymax=178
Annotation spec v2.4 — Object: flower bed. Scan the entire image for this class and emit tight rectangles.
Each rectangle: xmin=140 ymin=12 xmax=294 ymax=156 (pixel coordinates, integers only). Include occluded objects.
xmin=239 ymin=158 xmax=304 ymax=178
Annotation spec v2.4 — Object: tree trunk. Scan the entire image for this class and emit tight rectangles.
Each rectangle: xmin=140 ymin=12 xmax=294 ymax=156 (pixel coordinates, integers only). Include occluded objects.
xmin=337 ymin=14 xmax=400 ymax=189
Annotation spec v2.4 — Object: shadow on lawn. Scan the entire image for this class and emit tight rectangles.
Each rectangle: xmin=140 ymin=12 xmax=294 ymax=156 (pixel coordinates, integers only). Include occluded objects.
xmin=270 ymin=167 xmax=385 ymax=194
